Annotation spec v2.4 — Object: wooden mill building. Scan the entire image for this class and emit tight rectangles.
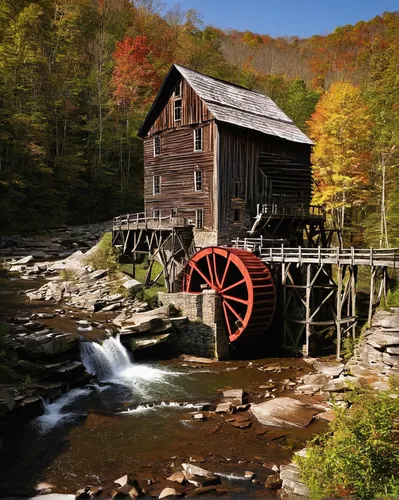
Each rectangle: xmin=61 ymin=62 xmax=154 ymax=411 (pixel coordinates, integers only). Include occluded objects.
xmin=114 ymin=65 xmax=399 ymax=358
xmin=137 ymin=64 xmax=314 ymax=247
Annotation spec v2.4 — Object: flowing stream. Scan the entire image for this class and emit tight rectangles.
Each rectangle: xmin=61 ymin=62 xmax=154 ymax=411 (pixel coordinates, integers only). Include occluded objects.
xmin=0 ymin=274 xmax=328 ymax=498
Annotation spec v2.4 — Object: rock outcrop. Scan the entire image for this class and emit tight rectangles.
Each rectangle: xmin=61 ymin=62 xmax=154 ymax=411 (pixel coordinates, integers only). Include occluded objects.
xmin=347 ymin=309 xmax=399 ymax=385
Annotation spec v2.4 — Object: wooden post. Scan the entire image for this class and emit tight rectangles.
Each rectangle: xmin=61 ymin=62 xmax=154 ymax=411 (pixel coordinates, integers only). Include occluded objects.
xmin=351 ymin=266 xmax=357 ymax=341
xmin=132 ymin=231 xmax=137 ymax=279
xmin=368 ymin=266 xmax=375 ymax=326
xmin=382 ymin=266 xmax=387 ymax=307
xmin=282 ymin=262 xmax=287 ymax=346
xmin=336 ymin=265 xmax=343 ymax=360
xmin=304 ymin=264 xmax=311 ymax=357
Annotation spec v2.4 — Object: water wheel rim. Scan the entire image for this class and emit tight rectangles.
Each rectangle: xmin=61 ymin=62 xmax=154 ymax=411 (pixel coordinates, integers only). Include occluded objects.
xmin=183 ymin=247 xmax=275 ymax=342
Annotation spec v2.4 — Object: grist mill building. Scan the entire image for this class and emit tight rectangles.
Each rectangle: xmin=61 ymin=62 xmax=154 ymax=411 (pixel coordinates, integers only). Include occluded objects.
xmin=137 ymin=64 xmax=313 ymax=247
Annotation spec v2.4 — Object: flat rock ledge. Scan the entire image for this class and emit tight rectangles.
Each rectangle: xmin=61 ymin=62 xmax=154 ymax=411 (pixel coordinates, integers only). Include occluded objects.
xmin=250 ymin=397 xmax=324 ymax=428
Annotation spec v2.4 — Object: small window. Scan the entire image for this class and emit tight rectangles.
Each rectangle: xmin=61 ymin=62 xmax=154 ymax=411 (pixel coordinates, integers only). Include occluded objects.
xmin=173 ymin=82 xmax=181 ymax=98
xmin=234 ymin=209 xmax=240 ymax=222
xmin=194 ymin=170 xmax=202 ymax=191
xmin=174 ymin=99 xmax=182 ymax=121
xmin=234 ymin=181 xmax=242 ymax=198
xmin=153 ymin=175 xmax=161 ymax=195
xmin=171 ymin=208 xmax=178 ymax=217
xmin=196 ymin=209 xmax=204 ymax=229
xmin=194 ymin=128 xmax=202 ymax=151
xmin=153 ymin=209 xmax=160 ymax=218
xmin=154 ymin=135 xmax=161 ymax=156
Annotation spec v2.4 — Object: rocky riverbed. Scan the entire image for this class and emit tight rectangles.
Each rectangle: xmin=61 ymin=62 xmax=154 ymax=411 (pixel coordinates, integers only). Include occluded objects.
xmin=1 ymin=225 xmax=398 ymax=499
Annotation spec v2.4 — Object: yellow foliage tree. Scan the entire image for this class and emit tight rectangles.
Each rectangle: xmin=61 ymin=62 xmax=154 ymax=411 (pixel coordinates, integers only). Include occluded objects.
xmin=308 ymin=82 xmax=373 ymax=233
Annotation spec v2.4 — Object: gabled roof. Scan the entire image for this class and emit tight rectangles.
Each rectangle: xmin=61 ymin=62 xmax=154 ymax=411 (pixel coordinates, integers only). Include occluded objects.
xmin=137 ymin=64 xmax=313 ymax=145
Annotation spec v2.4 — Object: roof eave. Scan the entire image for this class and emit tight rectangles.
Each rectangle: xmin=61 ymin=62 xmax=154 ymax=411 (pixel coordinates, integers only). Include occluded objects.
xmin=214 ymin=118 xmax=314 ymax=146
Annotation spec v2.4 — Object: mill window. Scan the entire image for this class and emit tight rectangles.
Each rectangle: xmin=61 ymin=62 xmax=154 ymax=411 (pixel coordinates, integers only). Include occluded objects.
xmin=173 ymin=82 xmax=182 ymax=98
xmin=174 ymin=99 xmax=182 ymax=121
xmin=154 ymin=135 xmax=161 ymax=156
xmin=153 ymin=175 xmax=161 ymax=195
xmin=234 ymin=209 xmax=240 ymax=222
xmin=196 ymin=209 xmax=204 ymax=229
xmin=153 ymin=209 xmax=160 ymax=218
xmin=194 ymin=128 xmax=202 ymax=151
xmin=194 ymin=170 xmax=203 ymax=191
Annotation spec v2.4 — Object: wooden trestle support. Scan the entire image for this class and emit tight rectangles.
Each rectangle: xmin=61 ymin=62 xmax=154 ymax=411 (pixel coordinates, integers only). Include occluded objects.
xmin=112 ymin=214 xmax=196 ymax=292
xmin=281 ymin=262 xmax=357 ymax=358
xmin=232 ymin=240 xmax=396 ymax=359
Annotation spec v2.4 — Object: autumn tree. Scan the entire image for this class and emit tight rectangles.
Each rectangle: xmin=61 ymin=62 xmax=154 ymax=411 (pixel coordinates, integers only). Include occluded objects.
xmin=309 ymin=82 xmax=373 ymax=239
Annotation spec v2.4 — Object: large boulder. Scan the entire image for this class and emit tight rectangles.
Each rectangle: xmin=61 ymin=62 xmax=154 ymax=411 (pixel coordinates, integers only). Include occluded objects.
xmin=250 ymin=397 xmax=323 ymax=428
xmin=122 ymin=278 xmax=142 ymax=294
xmin=23 ymin=332 xmax=78 ymax=357
xmin=118 ymin=306 xmax=172 ymax=335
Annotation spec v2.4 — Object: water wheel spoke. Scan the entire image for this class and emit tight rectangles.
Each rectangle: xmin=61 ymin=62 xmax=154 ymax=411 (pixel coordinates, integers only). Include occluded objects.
xmin=220 ymin=255 xmax=232 ymax=288
xmin=220 ymin=278 xmax=246 ymax=295
xmin=222 ymin=300 xmax=234 ymax=338
xmin=184 ymin=268 xmax=192 ymax=291
xmin=189 ymin=261 xmax=213 ymax=289
xmin=213 ymin=251 xmax=222 ymax=288
xmin=223 ymin=298 xmax=244 ymax=324
xmin=205 ymin=254 xmax=215 ymax=287
xmin=223 ymin=294 xmax=249 ymax=305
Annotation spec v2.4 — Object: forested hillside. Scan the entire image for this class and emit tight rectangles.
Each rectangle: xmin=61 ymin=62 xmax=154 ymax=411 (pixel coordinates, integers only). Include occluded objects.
xmin=0 ymin=1 xmax=398 ymax=247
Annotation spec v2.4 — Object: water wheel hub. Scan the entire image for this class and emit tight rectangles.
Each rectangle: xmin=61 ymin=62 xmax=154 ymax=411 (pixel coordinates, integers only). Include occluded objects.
xmin=182 ymin=247 xmax=275 ymax=342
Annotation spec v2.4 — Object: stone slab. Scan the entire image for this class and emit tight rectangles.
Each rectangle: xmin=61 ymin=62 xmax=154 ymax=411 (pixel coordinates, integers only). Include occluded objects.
xmin=250 ymin=397 xmax=323 ymax=428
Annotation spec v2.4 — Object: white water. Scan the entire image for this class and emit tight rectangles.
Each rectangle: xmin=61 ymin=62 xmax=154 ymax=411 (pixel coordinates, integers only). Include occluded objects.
xmin=80 ymin=335 xmax=180 ymax=393
xmin=35 ymin=387 xmax=91 ymax=433
xmin=121 ymin=401 xmax=207 ymax=414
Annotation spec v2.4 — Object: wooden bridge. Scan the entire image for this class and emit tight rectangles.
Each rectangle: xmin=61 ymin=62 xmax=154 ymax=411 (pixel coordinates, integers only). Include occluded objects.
xmin=232 ymin=238 xmax=399 ymax=267
xmin=232 ymin=238 xmax=398 ymax=359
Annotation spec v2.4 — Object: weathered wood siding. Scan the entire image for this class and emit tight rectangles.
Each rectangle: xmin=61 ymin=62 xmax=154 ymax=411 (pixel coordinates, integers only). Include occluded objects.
xmin=148 ymin=78 xmax=213 ymax=136
xmin=144 ymin=123 xmax=215 ymax=229
xmin=217 ymin=124 xmax=312 ymax=242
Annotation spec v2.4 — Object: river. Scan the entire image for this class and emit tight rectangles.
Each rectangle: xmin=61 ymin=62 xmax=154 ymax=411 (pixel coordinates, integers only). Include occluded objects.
xmin=0 ymin=277 xmax=328 ymax=498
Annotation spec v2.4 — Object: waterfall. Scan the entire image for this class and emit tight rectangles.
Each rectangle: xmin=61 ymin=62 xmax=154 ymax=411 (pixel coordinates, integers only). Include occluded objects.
xmin=35 ymin=387 xmax=91 ymax=433
xmin=80 ymin=334 xmax=133 ymax=382
xmin=80 ymin=335 xmax=178 ymax=390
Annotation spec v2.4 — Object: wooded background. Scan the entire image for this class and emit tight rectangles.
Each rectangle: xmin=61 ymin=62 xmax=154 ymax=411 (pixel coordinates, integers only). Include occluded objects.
xmin=0 ymin=1 xmax=398 ymax=248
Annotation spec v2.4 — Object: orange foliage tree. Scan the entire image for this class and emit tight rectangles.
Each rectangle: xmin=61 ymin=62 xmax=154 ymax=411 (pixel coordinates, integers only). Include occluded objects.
xmin=308 ymin=82 xmax=373 ymax=234
xmin=112 ymin=34 xmax=159 ymax=107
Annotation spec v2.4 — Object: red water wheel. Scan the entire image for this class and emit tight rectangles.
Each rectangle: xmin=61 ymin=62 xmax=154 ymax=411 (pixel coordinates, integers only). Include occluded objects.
xmin=182 ymin=247 xmax=275 ymax=342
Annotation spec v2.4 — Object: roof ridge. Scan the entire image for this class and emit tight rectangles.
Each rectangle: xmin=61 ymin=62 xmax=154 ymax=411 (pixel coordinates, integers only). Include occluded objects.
xmin=174 ymin=64 xmax=267 ymax=97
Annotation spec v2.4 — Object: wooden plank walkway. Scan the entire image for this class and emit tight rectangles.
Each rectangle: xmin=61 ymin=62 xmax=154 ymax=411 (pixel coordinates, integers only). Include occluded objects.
xmin=113 ymin=213 xmax=191 ymax=231
xmin=232 ymin=238 xmax=398 ymax=268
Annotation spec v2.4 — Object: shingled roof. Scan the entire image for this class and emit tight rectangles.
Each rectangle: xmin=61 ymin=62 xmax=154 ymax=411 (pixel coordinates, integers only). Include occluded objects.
xmin=138 ymin=64 xmax=313 ymax=145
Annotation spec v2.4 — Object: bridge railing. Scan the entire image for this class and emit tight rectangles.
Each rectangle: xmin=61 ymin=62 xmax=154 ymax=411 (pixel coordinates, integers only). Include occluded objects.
xmin=256 ymin=204 xmax=326 ymax=218
xmin=113 ymin=212 xmax=191 ymax=229
xmin=232 ymin=239 xmax=398 ymax=268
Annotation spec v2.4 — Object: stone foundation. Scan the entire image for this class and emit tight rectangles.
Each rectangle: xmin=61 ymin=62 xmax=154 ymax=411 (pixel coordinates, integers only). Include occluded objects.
xmin=158 ymin=290 xmax=230 ymax=360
